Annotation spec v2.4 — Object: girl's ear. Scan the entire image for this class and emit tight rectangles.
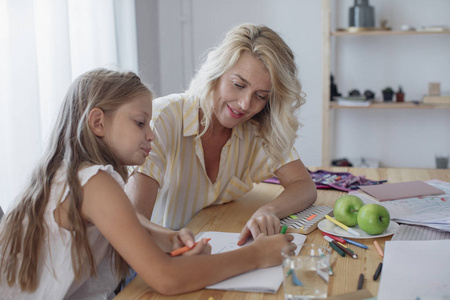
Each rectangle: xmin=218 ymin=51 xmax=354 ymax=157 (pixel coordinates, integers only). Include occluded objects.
xmin=88 ymin=108 xmax=106 ymax=137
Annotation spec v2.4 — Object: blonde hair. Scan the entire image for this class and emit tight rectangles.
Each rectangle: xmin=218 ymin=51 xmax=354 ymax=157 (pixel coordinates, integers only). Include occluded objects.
xmin=187 ymin=23 xmax=305 ymax=169
xmin=0 ymin=68 xmax=152 ymax=291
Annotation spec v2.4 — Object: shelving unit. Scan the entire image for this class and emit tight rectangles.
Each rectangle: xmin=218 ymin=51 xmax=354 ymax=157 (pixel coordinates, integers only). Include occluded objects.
xmin=321 ymin=0 xmax=450 ymax=166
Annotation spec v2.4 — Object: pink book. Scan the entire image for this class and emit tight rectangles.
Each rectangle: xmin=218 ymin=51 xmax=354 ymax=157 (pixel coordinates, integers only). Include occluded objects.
xmin=359 ymin=181 xmax=444 ymax=201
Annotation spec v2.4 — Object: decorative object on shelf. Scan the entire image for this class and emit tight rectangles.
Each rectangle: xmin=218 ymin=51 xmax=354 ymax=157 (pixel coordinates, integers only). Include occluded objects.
xmin=396 ymin=86 xmax=405 ymax=102
xmin=349 ymin=0 xmax=375 ymax=28
xmin=348 ymin=89 xmax=361 ymax=97
xmin=363 ymin=90 xmax=375 ymax=100
xmin=330 ymin=74 xmax=342 ymax=101
xmin=428 ymin=82 xmax=441 ymax=96
xmin=382 ymin=87 xmax=394 ymax=102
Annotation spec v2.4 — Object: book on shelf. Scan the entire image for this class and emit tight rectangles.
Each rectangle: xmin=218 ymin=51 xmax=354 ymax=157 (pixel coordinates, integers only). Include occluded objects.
xmin=334 ymin=96 xmax=372 ymax=107
xmin=422 ymin=95 xmax=450 ymax=104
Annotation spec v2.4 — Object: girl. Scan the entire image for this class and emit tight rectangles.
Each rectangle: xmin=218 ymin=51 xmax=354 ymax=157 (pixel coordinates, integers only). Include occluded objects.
xmin=0 ymin=69 xmax=293 ymax=299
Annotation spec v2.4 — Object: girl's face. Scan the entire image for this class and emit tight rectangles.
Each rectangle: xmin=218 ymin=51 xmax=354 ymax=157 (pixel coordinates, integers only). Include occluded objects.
xmin=212 ymin=51 xmax=271 ymax=130
xmin=103 ymin=93 xmax=154 ymax=166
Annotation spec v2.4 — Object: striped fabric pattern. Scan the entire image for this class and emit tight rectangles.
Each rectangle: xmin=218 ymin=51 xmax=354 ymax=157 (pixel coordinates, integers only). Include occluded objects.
xmin=137 ymin=93 xmax=299 ymax=230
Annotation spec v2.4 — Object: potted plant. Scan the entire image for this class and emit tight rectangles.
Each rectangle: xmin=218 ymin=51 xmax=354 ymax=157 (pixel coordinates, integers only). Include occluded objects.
xmin=382 ymin=87 xmax=394 ymax=102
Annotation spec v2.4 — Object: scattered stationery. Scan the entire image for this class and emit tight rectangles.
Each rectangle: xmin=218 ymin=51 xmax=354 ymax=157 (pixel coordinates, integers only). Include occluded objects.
xmin=280 ymin=205 xmax=333 ymax=234
xmin=377 ymin=240 xmax=450 ymax=299
xmin=359 ymin=180 xmax=444 ymax=202
xmin=373 ymin=262 xmax=382 ymax=281
xmin=325 ymin=215 xmax=361 ymax=237
xmin=373 ymin=240 xmax=384 ymax=257
xmin=280 ymin=225 xmax=288 ymax=234
xmin=357 ymin=273 xmax=364 ymax=290
xmin=391 ymin=224 xmax=450 ymax=241
xmin=196 ymin=231 xmax=306 ymax=293
xmin=170 ymin=238 xmax=211 ymax=256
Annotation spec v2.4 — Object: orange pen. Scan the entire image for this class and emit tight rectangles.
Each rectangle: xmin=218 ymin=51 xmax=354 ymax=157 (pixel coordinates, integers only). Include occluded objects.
xmin=170 ymin=238 xmax=211 ymax=257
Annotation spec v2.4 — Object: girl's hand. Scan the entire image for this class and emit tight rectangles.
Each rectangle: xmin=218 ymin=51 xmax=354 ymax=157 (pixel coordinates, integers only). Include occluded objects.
xmin=181 ymin=238 xmax=211 ymax=256
xmin=171 ymin=229 xmax=211 ymax=256
xmin=251 ymin=233 xmax=295 ymax=269
xmin=172 ymin=228 xmax=196 ymax=250
xmin=237 ymin=209 xmax=280 ymax=246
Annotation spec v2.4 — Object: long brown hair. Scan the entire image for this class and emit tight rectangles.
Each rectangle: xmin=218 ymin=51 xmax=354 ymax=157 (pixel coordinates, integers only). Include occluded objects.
xmin=0 ymin=68 xmax=152 ymax=291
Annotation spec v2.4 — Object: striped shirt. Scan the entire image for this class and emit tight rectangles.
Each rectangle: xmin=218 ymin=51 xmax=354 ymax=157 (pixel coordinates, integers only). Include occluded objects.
xmin=137 ymin=93 xmax=299 ymax=230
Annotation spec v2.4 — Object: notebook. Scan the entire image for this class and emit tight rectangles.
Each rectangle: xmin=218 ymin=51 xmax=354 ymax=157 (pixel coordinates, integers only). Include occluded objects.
xmin=196 ymin=231 xmax=307 ymax=293
xmin=359 ymin=181 xmax=444 ymax=202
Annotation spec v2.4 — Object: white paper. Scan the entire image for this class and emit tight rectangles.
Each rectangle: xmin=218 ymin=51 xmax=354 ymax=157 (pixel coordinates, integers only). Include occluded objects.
xmin=378 ymin=240 xmax=450 ymax=300
xmin=196 ymin=231 xmax=307 ymax=293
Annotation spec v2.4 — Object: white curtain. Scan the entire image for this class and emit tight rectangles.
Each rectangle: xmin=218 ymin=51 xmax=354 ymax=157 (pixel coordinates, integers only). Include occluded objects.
xmin=0 ymin=0 xmax=138 ymax=211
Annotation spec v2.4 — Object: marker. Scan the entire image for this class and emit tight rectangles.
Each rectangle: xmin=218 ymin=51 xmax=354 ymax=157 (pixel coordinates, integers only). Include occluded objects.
xmin=328 ymin=241 xmax=345 ymax=257
xmin=325 ymin=215 xmax=361 ymax=237
xmin=357 ymin=273 xmax=364 ymax=290
xmin=321 ymin=231 xmax=346 ymax=244
xmin=281 ymin=225 xmax=288 ymax=234
xmin=334 ymin=241 xmax=358 ymax=259
xmin=324 ymin=236 xmax=357 ymax=259
xmin=170 ymin=238 xmax=211 ymax=257
xmin=373 ymin=262 xmax=382 ymax=280
xmin=342 ymin=237 xmax=368 ymax=250
xmin=373 ymin=240 xmax=384 ymax=257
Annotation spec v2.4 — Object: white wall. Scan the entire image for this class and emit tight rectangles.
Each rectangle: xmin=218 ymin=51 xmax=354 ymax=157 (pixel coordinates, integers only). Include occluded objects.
xmin=135 ymin=0 xmax=450 ymax=169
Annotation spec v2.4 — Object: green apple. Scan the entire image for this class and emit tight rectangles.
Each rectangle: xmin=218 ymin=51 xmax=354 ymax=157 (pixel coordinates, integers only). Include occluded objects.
xmin=357 ymin=203 xmax=390 ymax=235
xmin=333 ymin=195 xmax=364 ymax=227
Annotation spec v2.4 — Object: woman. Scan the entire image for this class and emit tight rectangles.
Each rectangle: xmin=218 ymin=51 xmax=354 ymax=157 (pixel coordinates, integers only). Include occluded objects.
xmin=127 ymin=23 xmax=317 ymax=245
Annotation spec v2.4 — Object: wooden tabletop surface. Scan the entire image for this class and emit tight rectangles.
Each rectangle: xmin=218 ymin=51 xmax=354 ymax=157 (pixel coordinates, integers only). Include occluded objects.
xmin=115 ymin=167 xmax=450 ymax=299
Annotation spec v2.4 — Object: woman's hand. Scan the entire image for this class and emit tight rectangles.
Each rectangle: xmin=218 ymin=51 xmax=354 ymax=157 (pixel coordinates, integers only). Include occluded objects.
xmin=237 ymin=209 xmax=280 ymax=246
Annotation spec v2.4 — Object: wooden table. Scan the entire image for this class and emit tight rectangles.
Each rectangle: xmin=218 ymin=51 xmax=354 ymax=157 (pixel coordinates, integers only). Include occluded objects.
xmin=115 ymin=167 xmax=450 ymax=299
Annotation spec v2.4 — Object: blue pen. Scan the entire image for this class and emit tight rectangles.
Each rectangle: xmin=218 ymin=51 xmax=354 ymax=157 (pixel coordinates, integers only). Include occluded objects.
xmin=342 ymin=238 xmax=368 ymax=249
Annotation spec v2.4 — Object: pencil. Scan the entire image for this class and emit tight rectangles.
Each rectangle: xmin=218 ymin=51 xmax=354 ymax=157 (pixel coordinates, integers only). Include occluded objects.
xmin=357 ymin=273 xmax=364 ymax=290
xmin=328 ymin=241 xmax=346 ymax=257
xmin=373 ymin=262 xmax=382 ymax=280
xmin=170 ymin=238 xmax=211 ymax=257
xmin=373 ymin=240 xmax=384 ymax=257
xmin=325 ymin=215 xmax=361 ymax=237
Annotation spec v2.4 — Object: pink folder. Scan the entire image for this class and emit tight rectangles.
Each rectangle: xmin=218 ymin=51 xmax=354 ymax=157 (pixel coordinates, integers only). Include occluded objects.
xmin=359 ymin=181 xmax=445 ymax=201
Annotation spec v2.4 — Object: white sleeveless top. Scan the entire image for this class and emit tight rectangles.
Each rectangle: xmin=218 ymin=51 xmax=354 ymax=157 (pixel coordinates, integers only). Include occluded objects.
xmin=0 ymin=165 xmax=123 ymax=300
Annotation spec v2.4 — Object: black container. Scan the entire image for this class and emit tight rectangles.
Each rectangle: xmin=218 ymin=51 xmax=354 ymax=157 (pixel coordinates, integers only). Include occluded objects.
xmin=349 ymin=0 xmax=375 ymax=28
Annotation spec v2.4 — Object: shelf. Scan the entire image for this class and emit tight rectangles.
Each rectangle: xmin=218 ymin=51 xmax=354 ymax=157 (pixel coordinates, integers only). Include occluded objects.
xmin=330 ymin=102 xmax=450 ymax=109
xmin=332 ymin=30 xmax=450 ymax=36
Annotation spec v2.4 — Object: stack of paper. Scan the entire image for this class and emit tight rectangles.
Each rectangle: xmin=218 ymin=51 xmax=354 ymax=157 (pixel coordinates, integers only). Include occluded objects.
xmin=350 ymin=180 xmax=450 ymax=232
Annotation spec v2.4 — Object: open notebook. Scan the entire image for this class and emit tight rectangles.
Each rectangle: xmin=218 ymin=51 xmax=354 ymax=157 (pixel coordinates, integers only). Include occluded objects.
xmin=196 ymin=231 xmax=306 ymax=293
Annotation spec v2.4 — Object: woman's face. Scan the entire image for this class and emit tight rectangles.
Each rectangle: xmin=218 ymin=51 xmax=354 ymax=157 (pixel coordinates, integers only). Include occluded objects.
xmin=212 ymin=51 xmax=271 ymax=129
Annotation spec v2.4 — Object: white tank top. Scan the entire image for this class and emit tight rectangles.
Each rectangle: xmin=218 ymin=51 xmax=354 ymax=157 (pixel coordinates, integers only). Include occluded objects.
xmin=0 ymin=165 xmax=123 ymax=300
